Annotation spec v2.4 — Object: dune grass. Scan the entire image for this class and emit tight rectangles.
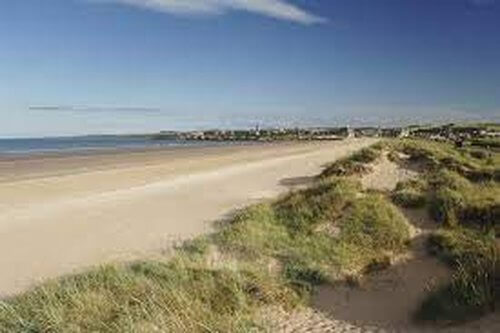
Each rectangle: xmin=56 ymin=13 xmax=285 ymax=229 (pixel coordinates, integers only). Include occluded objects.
xmin=388 ymin=139 xmax=499 ymax=233
xmin=319 ymin=145 xmax=383 ymax=178
xmin=426 ymin=169 xmax=500 ymax=234
xmin=216 ymin=179 xmax=410 ymax=288
xmin=391 ymin=139 xmax=500 ymax=182
xmin=388 ymin=139 xmax=500 ymax=323
xmin=391 ymin=178 xmax=428 ymax=208
xmin=418 ymin=229 xmax=498 ymax=322
xmin=0 ymin=258 xmax=296 ymax=332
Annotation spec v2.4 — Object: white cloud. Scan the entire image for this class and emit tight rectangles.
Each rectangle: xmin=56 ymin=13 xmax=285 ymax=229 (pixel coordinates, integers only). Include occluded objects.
xmin=93 ymin=0 xmax=326 ymax=24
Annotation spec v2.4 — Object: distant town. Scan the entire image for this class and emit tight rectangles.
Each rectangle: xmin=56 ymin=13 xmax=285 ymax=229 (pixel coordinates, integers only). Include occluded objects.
xmin=151 ymin=123 xmax=500 ymax=148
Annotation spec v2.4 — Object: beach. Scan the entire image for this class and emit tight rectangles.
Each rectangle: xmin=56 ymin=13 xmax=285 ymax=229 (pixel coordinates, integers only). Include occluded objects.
xmin=0 ymin=139 xmax=375 ymax=296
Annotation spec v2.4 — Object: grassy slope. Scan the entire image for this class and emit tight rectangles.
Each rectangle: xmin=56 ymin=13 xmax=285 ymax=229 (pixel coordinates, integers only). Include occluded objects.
xmin=0 ymin=143 xmax=413 ymax=332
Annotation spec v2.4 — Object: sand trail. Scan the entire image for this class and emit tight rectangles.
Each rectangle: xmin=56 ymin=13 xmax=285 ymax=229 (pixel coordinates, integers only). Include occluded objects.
xmin=312 ymin=208 xmax=450 ymax=332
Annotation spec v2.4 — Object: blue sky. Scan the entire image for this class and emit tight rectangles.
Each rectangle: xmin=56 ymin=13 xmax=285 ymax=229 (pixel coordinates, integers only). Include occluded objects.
xmin=0 ymin=0 xmax=499 ymax=137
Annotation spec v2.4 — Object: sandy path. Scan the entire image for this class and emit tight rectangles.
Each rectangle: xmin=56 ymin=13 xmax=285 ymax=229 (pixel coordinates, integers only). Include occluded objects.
xmin=0 ymin=139 xmax=374 ymax=296
xmin=313 ymin=208 xmax=451 ymax=332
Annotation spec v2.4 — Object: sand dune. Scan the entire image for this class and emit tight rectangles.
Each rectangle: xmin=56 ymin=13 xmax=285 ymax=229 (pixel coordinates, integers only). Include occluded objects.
xmin=0 ymin=140 xmax=375 ymax=296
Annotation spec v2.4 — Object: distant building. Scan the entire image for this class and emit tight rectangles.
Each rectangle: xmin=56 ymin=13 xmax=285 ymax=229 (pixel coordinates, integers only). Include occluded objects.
xmin=355 ymin=127 xmax=380 ymax=138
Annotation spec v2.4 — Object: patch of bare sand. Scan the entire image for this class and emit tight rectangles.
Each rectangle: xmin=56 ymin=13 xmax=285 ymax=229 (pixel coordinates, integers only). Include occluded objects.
xmin=258 ymin=306 xmax=381 ymax=333
xmin=361 ymin=153 xmax=418 ymax=191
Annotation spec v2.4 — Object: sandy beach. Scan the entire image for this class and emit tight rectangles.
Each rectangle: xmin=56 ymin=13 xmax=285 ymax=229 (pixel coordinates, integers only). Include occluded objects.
xmin=0 ymin=139 xmax=375 ymax=296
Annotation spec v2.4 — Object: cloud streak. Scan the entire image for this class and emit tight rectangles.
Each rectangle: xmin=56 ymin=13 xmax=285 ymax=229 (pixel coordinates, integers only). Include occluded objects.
xmin=94 ymin=0 xmax=326 ymax=24
xmin=29 ymin=105 xmax=161 ymax=113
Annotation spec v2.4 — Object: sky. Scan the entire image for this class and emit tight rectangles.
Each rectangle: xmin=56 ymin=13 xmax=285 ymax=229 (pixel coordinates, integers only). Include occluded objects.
xmin=0 ymin=0 xmax=499 ymax=137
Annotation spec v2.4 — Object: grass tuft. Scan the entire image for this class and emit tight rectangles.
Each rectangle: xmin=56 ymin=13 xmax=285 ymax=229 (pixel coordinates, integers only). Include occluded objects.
xmin=392 ymin=179 xmax=428 ymax=208
xmin=419 ymin=229 xmax=498 ymax=322
xmin=320 ymin=146 xmax=382 ymax=178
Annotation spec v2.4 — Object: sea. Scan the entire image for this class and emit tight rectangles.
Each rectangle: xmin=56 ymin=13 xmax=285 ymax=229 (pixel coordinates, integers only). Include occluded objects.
xmin=0 ymin=135 xmax=229 ymax=156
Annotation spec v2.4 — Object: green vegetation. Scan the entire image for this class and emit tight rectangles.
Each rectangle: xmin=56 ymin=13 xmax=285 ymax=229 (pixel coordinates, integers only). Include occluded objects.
xmin=418 ymin=229 xmax=498 ymax=322
xmin=0 ymin=257 xmax=300 ymax=332
xmin=216 ymin=181 xmax=410 ymax=288
xmin=392 ymin=139 xmax=500 ymax=181
xmin=391 ymin=179 xmax=428 ymax=208
xmin=320 ymin=145 xmax=383 ymax=178
xmin=470 ymin=137 xmax=500 ymax=150
xmin=387 ymin=138 xmax=500 ymax=324
xmin=429 ymin=174 xmax=499 ymax=233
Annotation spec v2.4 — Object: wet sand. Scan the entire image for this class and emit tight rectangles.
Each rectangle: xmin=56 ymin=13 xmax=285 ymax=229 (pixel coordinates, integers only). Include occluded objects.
xmin=0 ymin=139 xmax=375 ymax=296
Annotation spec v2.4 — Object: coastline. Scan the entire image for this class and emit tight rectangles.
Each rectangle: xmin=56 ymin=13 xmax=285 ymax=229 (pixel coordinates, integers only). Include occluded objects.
xmin=0 ymin=141 xmax=268 ymax=183
xmin=0 ymin=139 xmax=376 ymax=296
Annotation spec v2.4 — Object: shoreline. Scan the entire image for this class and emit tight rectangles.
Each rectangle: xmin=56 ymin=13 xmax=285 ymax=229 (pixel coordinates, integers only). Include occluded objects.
xmin=0 ymin=139 xmax=376 ymax=295
xmin=0 ymin=139 xmax=259 ymax=161
xmin=0 ymin=141 xmax=277 ymax=183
